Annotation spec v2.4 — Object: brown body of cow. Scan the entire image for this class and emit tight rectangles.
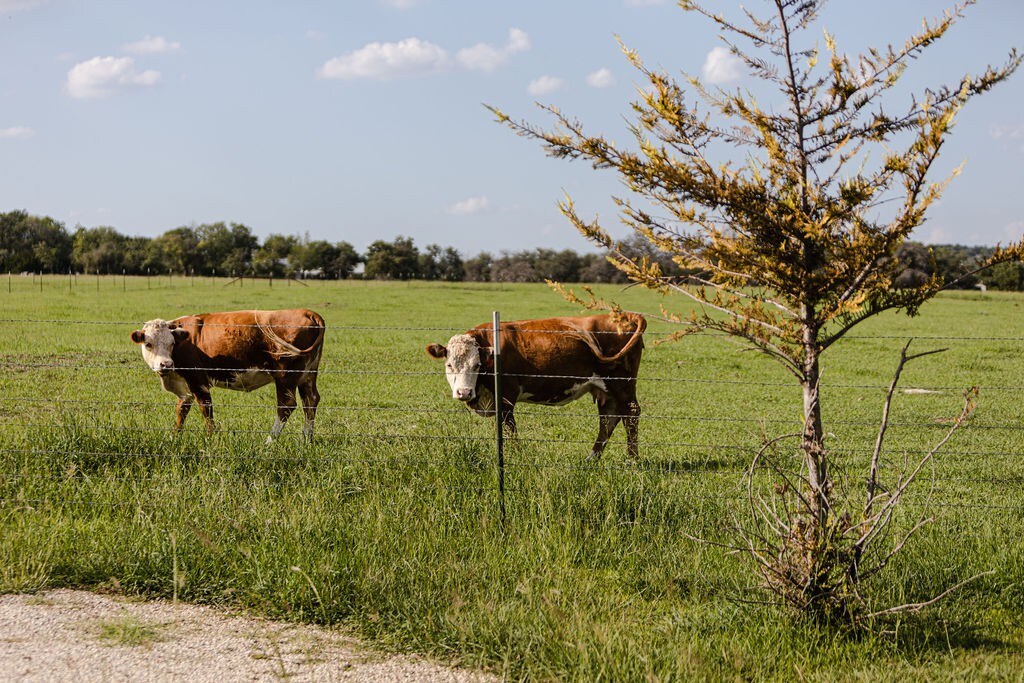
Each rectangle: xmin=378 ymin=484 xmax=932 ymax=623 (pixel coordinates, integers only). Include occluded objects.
xmin=130 ymin=309 xmax=325 ymax=441
xmin=427 ymin=313 xmax=646 ymax=459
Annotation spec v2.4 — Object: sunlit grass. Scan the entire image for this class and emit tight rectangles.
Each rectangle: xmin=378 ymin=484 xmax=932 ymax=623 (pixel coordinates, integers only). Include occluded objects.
xmin=1 ymin=278 xmax=1023 ymax=679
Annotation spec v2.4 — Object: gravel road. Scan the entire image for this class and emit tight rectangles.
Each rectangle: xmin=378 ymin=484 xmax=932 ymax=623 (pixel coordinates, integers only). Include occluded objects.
xmin=0 ymin=589 xmax=494 ymax=682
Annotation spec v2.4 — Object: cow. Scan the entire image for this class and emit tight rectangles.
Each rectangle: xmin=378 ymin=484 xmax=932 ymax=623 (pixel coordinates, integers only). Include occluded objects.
xmin=426 ymin=313 xmax=646 ymax=459
xmin=130 ymin=309 xmax=325 ymax=441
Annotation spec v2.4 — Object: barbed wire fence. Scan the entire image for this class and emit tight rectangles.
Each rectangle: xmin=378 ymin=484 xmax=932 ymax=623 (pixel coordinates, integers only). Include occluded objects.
xmin=2 ymin=314 xmax=1024 ymax=525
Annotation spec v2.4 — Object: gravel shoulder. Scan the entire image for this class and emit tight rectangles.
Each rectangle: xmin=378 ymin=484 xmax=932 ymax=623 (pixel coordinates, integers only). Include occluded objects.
xmin=0 ymin=589 xmax=494 ymax=682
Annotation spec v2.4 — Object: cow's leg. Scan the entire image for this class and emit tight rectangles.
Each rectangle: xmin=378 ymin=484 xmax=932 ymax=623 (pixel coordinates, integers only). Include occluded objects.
xmin=269 ymin=382 xmax=297 ymax=442
xmin=173 ymin=395 xmax=193 ymax=432
xmin=194 ymin=389 xmax=215 ymax=435
xmin=297 ymin=377 xmax=320 ymax=443
xmin=498 ymin=393 xmax=517 ymax=437
xmin=589 ymin=392 xmax=621 ymax=460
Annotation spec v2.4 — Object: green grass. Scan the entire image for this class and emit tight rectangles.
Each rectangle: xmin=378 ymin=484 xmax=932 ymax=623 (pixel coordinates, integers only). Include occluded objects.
xmin=96 ymin=614 xmax=166 ymax=647
xmin=1 ymin=275 xmax=1024 ymax=680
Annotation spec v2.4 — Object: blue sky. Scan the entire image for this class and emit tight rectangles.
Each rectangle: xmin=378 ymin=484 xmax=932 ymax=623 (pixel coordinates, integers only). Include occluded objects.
xmin=1 ymin=0 xmax=1022 ymax=255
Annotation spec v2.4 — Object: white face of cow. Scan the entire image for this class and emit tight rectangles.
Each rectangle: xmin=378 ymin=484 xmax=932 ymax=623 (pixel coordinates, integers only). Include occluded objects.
xmin=130 ymin=319 xmax=182 ymax=376
xmin=428 ymin=334 xmax=485 ymax=402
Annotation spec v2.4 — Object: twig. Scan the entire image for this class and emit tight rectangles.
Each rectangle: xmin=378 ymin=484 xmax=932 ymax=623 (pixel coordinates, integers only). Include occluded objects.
xmin=857 ymin=570 xmax=995 ymax=621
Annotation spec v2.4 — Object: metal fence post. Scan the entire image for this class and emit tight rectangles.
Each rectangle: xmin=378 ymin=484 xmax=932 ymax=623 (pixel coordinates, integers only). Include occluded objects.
xmin=493 ymin=310 xmax=505 ymax=525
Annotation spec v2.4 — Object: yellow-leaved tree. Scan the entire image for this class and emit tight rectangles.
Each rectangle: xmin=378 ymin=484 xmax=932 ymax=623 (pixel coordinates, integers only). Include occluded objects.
xmin=490 ymin=0 xmax=1021 ymax=622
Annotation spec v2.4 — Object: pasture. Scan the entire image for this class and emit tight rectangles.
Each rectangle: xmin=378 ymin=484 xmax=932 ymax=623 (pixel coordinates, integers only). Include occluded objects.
xmin=1 ymin=275 xmax=1023 ymax=680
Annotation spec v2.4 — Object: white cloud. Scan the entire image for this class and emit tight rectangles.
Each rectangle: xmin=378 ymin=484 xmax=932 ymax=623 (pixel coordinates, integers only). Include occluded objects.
xmin=528 ymin=75 xmax=563 ymax=96
xmin=305 ymin=29 xmax=325 ymax=41
xmin=448 ymin=196 xmax=490 ymax=215
xmin=990 ymin=124 xmax=1024 ymax=140
xmin=317 ymin=38 xmax=448 ymax=80
xmin=505 ymin=28 xmax=530 ymax=54
xmin=991 ymin=123 xmax=1024 ymax=153
xmin=586 ymin=68 xmax=615 ymax=88
xmin=66 ymin=56 xmax=161 ymax=99
xmin=122 ymin=35 xmax=181 ymax=55
xmin=456 ymin=28 xmax=530 ymax=72
xmin=0 ymin=0 xmax=46 ymax=11
xmin=0 ymin=126 xmax=33 ymax=139
xmin=379 ymin=0 xmax=422 ymax=7
xmin=702 ymin=46 xmax=743 ymax=84
xmin=991 ymin=123 xmax=1024 ymax=139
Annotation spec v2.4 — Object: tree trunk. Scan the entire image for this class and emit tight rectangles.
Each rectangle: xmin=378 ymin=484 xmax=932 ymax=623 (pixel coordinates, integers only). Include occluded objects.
xmin=801 ymin=326 xmax=830 ymax=525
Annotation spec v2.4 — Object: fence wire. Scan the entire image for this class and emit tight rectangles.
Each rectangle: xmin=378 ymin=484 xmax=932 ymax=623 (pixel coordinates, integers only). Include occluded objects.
xmin=2 ymin=316 xmax=1023 ymax=516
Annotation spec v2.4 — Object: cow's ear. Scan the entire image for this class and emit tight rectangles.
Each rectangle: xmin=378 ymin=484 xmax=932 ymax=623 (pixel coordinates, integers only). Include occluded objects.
xmin=426 ymin=343 xmax=447 ymax=359
xmin=171 ymin=327 xmax=190 ymax=343
xmin=480 ymin=346 xmax=494 ymax=370
xmin=130 ymin=330 xmax=145 ymax=344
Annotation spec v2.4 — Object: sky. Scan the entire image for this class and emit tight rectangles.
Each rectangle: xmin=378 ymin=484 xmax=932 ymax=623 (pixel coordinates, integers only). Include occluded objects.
xmin=1 ymin=0 xmax=1022 ymax=256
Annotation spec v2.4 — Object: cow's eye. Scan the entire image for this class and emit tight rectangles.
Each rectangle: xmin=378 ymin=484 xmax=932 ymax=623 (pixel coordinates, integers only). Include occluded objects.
xmin=145 ymin=343 xmax=152 ymax=349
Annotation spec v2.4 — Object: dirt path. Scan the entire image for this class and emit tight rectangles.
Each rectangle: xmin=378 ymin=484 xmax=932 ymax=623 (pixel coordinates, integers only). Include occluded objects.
xmin=0 ymin=589 xmax=494 ymax=682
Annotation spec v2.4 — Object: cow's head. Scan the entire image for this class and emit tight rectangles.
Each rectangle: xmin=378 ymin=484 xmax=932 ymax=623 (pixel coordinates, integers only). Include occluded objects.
xmin=426 ymin=334 xmax=493 ymax=402
xmin=130 ymin=319 xmax=189 ymax=376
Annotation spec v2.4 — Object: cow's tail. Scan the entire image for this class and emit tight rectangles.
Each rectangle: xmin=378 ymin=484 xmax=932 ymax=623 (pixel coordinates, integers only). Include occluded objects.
xmin=257 ymin=311 xmax=326 ymax=359
xmin=582 ymin=312 xmax=647 ymax=363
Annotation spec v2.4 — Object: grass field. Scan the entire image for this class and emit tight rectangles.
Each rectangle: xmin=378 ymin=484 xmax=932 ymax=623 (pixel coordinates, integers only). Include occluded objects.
xmin=1 ymin=274 xmax=1023 ymax=680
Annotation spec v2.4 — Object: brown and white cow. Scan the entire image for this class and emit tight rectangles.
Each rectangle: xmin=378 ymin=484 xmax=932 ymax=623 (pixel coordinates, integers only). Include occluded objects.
xmin=131 ymin=309 xmax=325 ymax=441
xmin=426 ymin=313 xmax=646 ymax=459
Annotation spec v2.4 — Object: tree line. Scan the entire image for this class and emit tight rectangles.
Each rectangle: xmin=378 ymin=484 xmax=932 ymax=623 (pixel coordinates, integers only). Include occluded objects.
xmin=1 ymin=209 xmax=1021 ymax=288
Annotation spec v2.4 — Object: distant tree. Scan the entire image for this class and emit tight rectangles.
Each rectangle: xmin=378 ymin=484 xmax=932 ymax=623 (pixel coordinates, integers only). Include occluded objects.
xmin=436 ymin=246 xmax=465 ymax=281
xmin=983 ymin=260 xmax=1024 ymax=290
xmin=364 ymin=235 xmax=420 ymax=280
xmin=121 ymin=236 xmax=153 ymax=274
xmin=579 ymin=252 xmax=628 ymax=283
xmin=931 ymin=243 xmax=989 ymax=289
xmin=288 ymin=238 xmax=339 ymax=277
xmin=534 ymin=248 xmax=583 ymax=282
xmin=150 ymin=226 xmax=199 ymax=274
xmin=253 ymin=233 xmax=298 ymax=276
xmin=195 ymin=222 xmax=258 ymax=275
xmin=0 ymin=210 xmax=72 ymax=273
xmin=418 ymin=244 xmax=444 ymax=281
xmin=892 ymin=241 xmax=933 ymax=289
xmin=493 ymin=0 xmax=1022 ymax=621
xmin=330 ymin=241 xmax=362 ymax=279
xmin=418 ymin=244 xmax=465 ymax=281
xmin=490 ymin=251 xmax=539 ymax=282
xmin=464 ymin=251 xmax=493 ymax=282
xmin=72 ymin=225 xmax=127 ymax=274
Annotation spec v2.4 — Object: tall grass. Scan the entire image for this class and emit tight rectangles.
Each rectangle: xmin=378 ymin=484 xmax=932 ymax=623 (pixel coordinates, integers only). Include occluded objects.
xmin=1 ymin=277 xmax=1023 ymax=679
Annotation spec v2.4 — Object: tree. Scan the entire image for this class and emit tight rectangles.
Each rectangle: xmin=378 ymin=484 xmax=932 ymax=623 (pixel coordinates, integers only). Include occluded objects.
xmin=891 ymin=241 xmax=933 ymax=289
xmin=118 ymin=236 xmax=154 ymax=274
xmin=492 ymin=0 xmax=1021 ymax=620
xmin=151 ymin=226 xmax=199 ymax=274
xmin=931 ymin=243 xmax=988 ymax=289
xmin=534 ymin=248 xmax=583 ymax=282
xmin=464 ymin=251 xmax=493 ymax=282
xmin=72 ymin=225 xmax=126 ymax=274
xmin=252 ymin=233 xmax=298 ymax=276
xmin=195 ymin=222 xmax=258 ymax=275
xmin=288 ymin=238 xmax=338 ymax=277
xmin=984 ymin=260 xmax=1024 ymax=291
xmin=0 ymin=210 xmax=72 ymax=273
xmin=330 ymin=241 xmax=362 ymax=279
xmin=419 ymin=244 xmax=465 ymax=281
xmin=490 ymin=250 xmax=539 ymax=282
xmin=364 ymin=236 xmax=420 ymax=280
